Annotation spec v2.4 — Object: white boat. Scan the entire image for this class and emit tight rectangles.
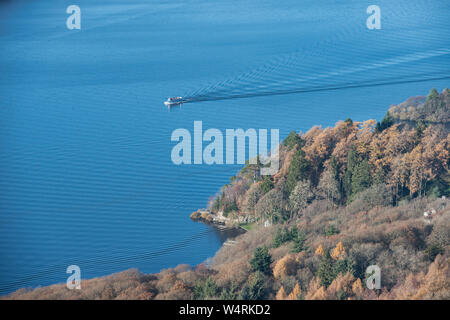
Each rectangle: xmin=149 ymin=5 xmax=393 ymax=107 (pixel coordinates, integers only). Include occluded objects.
xmin=164 ymin=96 xmax=184 ymax=107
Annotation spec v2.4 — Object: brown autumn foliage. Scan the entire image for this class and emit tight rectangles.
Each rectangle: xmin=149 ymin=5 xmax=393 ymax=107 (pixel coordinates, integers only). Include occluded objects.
xmin=315 ymin=244 xmax=324 ymax=256
xmin=275 ymin=286 xmax=287 ymax=300
xmin=330 ymin=242 xmax=346 ymax=260
xmin=288 ymin=283 xmax=301 ymax=300
xmin=379 ymin=254 xmax=450 ymax=300
xmin=273 ymin=254 xmax=298 ymax=279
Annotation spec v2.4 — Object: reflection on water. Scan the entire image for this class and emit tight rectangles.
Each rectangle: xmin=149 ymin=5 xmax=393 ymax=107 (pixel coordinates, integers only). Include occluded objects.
xmin=208 ymin=225 xmax=247 ymax=244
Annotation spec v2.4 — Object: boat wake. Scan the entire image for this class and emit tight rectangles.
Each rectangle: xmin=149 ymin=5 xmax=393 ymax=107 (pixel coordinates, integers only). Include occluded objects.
xmin=177 ymin=34 xmax=450 ymax=105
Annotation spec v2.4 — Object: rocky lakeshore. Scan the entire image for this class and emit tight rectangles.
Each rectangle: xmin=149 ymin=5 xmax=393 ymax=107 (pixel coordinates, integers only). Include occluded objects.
xmin=190 ymin=209 xmax=256 ymax=229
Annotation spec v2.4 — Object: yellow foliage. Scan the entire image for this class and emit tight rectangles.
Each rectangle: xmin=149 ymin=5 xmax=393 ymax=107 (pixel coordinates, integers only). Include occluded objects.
xmin=309 ymin=286 xmax=327 ymax=300
xmin=352 ymin=278 xmax=364 ymax=297
xmin=315 ymin=244 xmax=324 ymax=256
xmin=273 ymin=254 xmax=297 ymax=279
xmin=379 ymin=255 xmax=450 ymax=300
xmin=330 ymin=241 xmax=346 ymax=260
xmin=356 ymin=119 xmax=377 ymax=156
xmin=412 ymin=255 xmax=449 ymax=299
xmin=305 ymin=277 xmax=322 ymax=300
xmin=275 ymin=286 xmax=287 ymax=300
xmin=327 ymin=273 xmax=355 ymax=298
xmin=273 ymin=149 xmax=294 ymax=181
xmin=288 ymin=283 xmax=301 ymax=300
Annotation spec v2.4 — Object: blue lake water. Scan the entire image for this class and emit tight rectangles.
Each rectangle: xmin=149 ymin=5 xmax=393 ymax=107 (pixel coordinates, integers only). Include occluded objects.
xmin=0 ymin=0 xmax=449 ymax=294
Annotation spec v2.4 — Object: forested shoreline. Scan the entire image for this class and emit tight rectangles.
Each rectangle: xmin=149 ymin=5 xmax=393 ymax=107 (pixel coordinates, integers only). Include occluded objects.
xmin=4 ymin=88 xmax=449 ymax=300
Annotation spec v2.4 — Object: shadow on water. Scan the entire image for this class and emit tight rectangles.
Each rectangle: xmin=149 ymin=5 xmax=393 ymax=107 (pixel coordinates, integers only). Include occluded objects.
xmin=203 ymin=223 xmax=247 ymax=244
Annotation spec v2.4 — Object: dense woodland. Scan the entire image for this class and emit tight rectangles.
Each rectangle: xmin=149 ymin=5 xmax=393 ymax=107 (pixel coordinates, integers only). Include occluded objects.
xmin=4 ymin=88 xmax=449 ymax=300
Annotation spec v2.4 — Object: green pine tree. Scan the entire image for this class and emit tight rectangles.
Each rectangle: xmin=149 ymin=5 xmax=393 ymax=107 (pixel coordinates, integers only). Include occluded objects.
xmin=426 ymin=88 xmax=439 ymax=101
xmin=351 ymin=159 xmax=371 ymax=196
xmin=239 ymin=272 xmax=266 ymax=300
xmin=317 ymin=250 xmax=335 ymax=287
xmin=292 ymin=230 xmax=306 ymax=253
xmin=343 ymin=146 xmax=358 ymax=198
xmin=283 ymin=131 xmax=303 ymax=149
xmin=249 ymin=246 xmax=273 ymax=275
xmin=375 ymin=112 xmax=394 ymax=133
xmin=260 ymin=175 xmax=274 ymax=194
xmin=204 ymin=277 xmax=218 ymax=298
xmin=286 ymin=148 xmax=310 ymax=195
xmin=220 ymin=282 xmax=238 ymax=300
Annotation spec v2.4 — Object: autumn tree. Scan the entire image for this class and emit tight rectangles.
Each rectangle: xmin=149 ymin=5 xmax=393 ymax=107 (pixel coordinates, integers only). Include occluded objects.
xmin=275 ymin=286 xmax=287 ymax=300
xmin=385 ymin=255 xmax=449 ymax=299
xmin=318 ymin=157 xmax=341 ymax=202
xmin=355 ymin=119 xmax=377 ymax=156
xmin=243 ymin=183 xmax=263 ymax=214
xmin=273 ymin=254 xmax=297 ymax=279
xmin=326 ymin=272 xmax=356 ymax=300
xmin=303 ymin=126 xmax=337 ymax=183
xmin=289 ymin=180 xmax=313 ymax=214
xmin=288 ymin=283 xmax=301 ymax=300
xmin=255 ymin=189 xmax=285 ymax=223
xmin=352 ymin=278 xmax=364 ymax=298
xmin=315 ymin=244 xmax=325 ymax=256
xmin=331 ymin=242 xmax=346 ymax=260
xmin=305 ymin=277 xmax=327 ymax=300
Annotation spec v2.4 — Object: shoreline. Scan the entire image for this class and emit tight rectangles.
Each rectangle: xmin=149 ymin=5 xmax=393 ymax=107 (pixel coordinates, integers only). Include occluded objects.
xmin=190 ymin=208 xmax=256 ymax=230
xmin=0 ymin=213 xmax=247 ymax=298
